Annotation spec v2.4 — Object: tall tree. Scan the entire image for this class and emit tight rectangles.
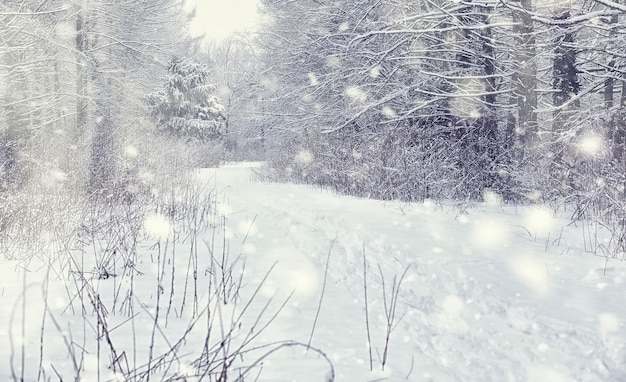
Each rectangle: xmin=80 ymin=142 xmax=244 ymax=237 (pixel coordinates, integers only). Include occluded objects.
xmin=0 ymin=0 xmax=196 ymax=201
xmin=146 ymin=57 xmax=227 ymax=142
xmin=75 ymin=0 xmax=191 ymax=195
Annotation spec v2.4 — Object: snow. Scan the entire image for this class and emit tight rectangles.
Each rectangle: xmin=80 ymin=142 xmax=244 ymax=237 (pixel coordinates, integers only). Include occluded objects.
xmin=344 ymin=85 xmax=368 ymax=103
xmin=451 ymin=77 xmax=484 ymax=119
xmin=143 ymin=213 xmax=173 ymax=240
xmin=44 ymin=169 xmax=68 ymax=185
xmin=123 ymin=145 xmax=139 ymax=159
xmin=382 ymin=105 xmax=397 ymax=118
xmin=307 ymin=72 xmax=319 ymax=86
xmin=370 ymin=65 xmax=382 ymax=78
xmin=577 ymin=134 xmax=605 ymax=156
xmin=1 ymin=162 xmax=626 ymax=381
xmin=295 ymin=150 xmax=314 ymax=165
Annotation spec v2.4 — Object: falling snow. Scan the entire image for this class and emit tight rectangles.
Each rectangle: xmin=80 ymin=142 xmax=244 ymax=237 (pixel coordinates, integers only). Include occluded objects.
xmin=578 ymin=133 xmax=605 ymax=156
xmin=344 ymin=85 xmax=368 ymax=104
xmin=143 ymin=213 xmax=173 ymax=239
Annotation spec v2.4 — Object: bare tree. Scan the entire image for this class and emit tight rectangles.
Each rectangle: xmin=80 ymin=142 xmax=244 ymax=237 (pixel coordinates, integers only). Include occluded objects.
xmin=0 ymin=0 xmax=193 ymax=197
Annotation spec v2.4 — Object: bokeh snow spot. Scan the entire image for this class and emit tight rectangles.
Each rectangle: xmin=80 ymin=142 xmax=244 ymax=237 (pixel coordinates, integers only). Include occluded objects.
xmin=482 ymin=189 xmax=503 ymax=205
xmin=242 ymin=242 xmax=257 ymax=255
xmin=143 ymin=213 xmax=173 ymax=239
xmin=472 ymin=219 xmax=509 ymax=248
xmin=381 ymin=105 xmax=397 ymax=118
xmin=237 ymin=218 xmax=258 ymax=237
xmin=295 ymin=150 xmax=313 ymax=165
xmin=433 ymin=295 xmax=469 ymax=333
xmin=577 ymin=133 xmax=604 ymax=156
xmin=525 ymin=190 xmax=542 ymax=202
xmin=442 ymin=295 xmax=464 ymax=315
xmin=598 ymin=313 xmax=620 ymax=342
xmin=451 ymin=78 xmax=484 ymax=119
xmin=259 ymin=246 xmax=320 ymax=299
xmin=178 ymin=364 xmax=197 ymax=377
xmin=369 ymin=65 xmax=381 ymax=78
xmin=56 ymin=19 xmax=77 ymax=41
xmin=307 ymin=72 xmax=318 ymax=86
xmin=508 ymin=255 xmax=551 ymax=295
xmin=344 ymin=85 xmax=368 ymax=103
xmin=217 ymin=85 xmax=231 ymax=100
xmin=216 ymin=201 xmax=232 ymax=217
xmin=52 ymin=296 xmax=66 ymax=310
xmin=523 ymin=206 xmax=555 ymax=237
xmin=124 ymin=145 xmax=138 ymax=158
xmin=224 ymin=228 xmax=234 ymax=240
xmin=44 ymin=169 xmax=67 ymax=187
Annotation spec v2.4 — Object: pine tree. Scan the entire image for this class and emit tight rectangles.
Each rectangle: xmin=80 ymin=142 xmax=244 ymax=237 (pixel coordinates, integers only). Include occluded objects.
xmin=147 ymin=58 xmax=227 ymax=142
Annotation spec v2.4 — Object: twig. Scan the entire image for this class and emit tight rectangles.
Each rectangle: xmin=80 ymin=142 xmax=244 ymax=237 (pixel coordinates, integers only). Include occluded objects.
xmin=235 ymin=341 xmax=335 ymax=382
xmin=362 ymin=244 xmax=373 ymax=371
xmin=405 ymin=355 xmax=415 ymax=380
xmin=378 ymin=264 xmax=410 ymax=371
xmin=242 ymin=214 xmax=258 ymax=244
xmin=166 ymin=230 xmax=177 ymax=326
xmin=147 ymin=239 xmax=164 ymax=382
xmin=21 ymin=267 xmax=26 ymax=382
xmin=308 ymin=237 xmax=336 ymax=349
xmin=37 ymin=267 xmax=50 ymax=382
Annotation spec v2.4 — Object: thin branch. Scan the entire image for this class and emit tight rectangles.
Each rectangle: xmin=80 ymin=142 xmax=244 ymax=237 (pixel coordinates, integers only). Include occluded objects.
xmin=307 ymin=237 xmax=336 ymax=349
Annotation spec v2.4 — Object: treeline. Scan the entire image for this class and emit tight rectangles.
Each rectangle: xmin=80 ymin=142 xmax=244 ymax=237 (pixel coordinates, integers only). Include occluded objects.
xmin=249 ymin=0 xmax=626 ymax=219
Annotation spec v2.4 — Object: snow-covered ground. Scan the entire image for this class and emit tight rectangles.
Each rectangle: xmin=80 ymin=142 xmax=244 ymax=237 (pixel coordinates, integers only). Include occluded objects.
xmin=1 ymin=162 xmax=625 ymax=381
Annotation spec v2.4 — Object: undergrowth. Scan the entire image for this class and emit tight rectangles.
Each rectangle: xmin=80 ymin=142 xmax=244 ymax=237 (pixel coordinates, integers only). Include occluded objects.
xmin=2 ymin=162 xmax=337 ymax=381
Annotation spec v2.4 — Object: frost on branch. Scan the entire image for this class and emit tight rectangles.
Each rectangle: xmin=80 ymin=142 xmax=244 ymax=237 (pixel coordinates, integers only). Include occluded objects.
xmin=145 ymin=58 xmax=226 ymax=142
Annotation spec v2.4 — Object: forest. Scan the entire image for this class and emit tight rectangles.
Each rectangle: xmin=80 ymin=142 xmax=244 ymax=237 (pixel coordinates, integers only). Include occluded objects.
xmin=245 ymin=0 xmax=625 ymax=212
xmin=1 ymin=0 xmax=626 ymax=380
xmin=2 ymin=0 xmax=626 ymax=223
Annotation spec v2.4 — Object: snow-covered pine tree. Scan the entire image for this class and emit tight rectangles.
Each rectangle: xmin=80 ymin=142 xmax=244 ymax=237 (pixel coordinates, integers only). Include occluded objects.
xmin=147 ymin=58 xmax=227 ymax=142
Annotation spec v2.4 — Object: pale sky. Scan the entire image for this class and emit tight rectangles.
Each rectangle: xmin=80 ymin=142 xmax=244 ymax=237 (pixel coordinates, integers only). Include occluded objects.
xmin=186 ymin=0 xmax=260 ymax=41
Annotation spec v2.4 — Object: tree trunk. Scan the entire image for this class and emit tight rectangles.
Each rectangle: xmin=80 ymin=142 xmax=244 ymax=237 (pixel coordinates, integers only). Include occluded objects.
xmin=551 ymin=11 xmax=580 ymax=196
xmin=75 ymin=5 xmax=88 ymax=142
xmin=512 ymin=0 xmax=538 ymax=148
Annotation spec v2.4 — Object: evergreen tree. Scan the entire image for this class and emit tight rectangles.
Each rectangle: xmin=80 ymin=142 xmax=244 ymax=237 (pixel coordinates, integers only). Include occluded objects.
xmin=147 ymin=58 xmax=227 ymax=142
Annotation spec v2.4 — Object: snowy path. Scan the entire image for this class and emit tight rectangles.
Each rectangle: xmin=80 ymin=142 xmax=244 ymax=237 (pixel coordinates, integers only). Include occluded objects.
xmin=0 ymin=163 xmax=624 ymax=381
xmin=207 ymin=163 xmax=626 ymax=381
